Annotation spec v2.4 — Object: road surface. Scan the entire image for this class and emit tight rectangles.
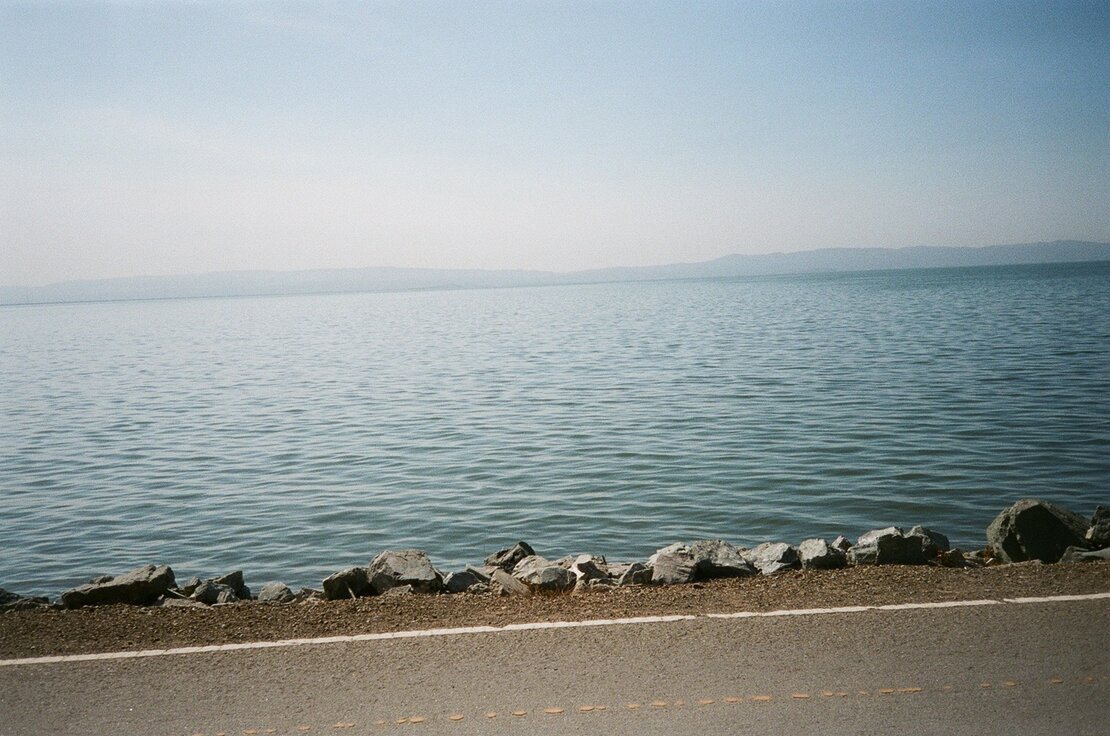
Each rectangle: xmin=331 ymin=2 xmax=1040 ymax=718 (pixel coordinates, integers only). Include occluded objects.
xmin=2 ymin=595 xmax=1107 ymax=735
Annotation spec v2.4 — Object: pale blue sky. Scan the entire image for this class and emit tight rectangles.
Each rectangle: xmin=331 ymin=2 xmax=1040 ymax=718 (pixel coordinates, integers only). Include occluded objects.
xmin=2 ymin=1 xmax=1108 ymax=286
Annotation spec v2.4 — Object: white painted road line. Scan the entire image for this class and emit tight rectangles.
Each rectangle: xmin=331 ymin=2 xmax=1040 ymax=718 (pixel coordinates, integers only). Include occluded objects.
xmin=2 ymin=591 xmax=1106 ymax=668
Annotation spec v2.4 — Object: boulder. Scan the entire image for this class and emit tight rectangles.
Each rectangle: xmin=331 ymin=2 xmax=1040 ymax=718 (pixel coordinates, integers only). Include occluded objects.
xmin=258 ymin=582 xmax=295 ymax=603
xmin=382 ymin=584 xmax=414 ymax=596
xmin=986 ymin=499 xmax=1091 ymax=563
xmin=511 ymin=556 xmax=576 ymax=592
xmin=647 ymin=543 xmax=696 ymax=584
xmin=1060 ymin=546 xmax=1110 ymax=564
xmin=908 ymin=526 xmax=950 ymax=559
xmin=569 ymin=554 xmax=609 ymax=582
xmin=154 ymin=596 xmax=205 ymax=608
xmin=688 ymin=540 xmax=757 ymax=579
xmin=0 ymin=588 xmax=50 ymax=612
xmin=191 ymin=581 xmax=238 ymax=605
xmin=485 ymin=541 xmax=536 ymax=572
xmin=489 ymin=568 xmax=531 ymax=596
xmin=798 ymin=538 xmax=847 ymax=570
xmin=213 ymin=571 xmax=252 ymax=600
xmin=937 ymin=549 xmax=968 ymax=568
xmin=322 ymin=566 xmax=373 ymax=600
xmin=831 ymin=536 xmax=853 ymax=552
xmin=575 ymin=577 xmax=616 ymax=593
xmin=179 ymin=576 xmax=203 ymax=596
xmin=1087 ymin=506 xmax=1110 ymax=548
xmin=847 ymin=527 xmax=926 ymax=566
xmin=444 ymin=569 xmax=488 ymax=594
xmin=465 ymin=583 xmax=491 ymax=595
xmin=367 ymin=550 xmax=443 ymax=594
xmin=61 ymin=564 xmax=176 ymax=608
xmin=746 ymin=542 xmax=800 ymax=575
xmin=616 ymin=562 xmax=652 ymax=586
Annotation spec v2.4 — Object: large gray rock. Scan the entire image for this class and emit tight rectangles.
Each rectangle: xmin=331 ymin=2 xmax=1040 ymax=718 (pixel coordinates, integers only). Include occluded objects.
xmin=616 ymin=562 xmax=652 ymax=586
xmin=322 ymin=566 xmax=373 ymax=600
xmin=489 ymin=568 xmax=531 ymax=596
xmin=848 ymin=527 xmax=926 ymax=565
xmin=986 ymin=499 xmax=1091 ymax=563
xmin=368 ymin=549 xmax=443 ymax=594
xmin=798 ymin=538 xmax=847 ymax=570
xmin=746 ymin=542 xmax=800 ymax=575
xmin=1060 ymin=546 xmax=1110 ymax=564
xmin=689 ymin=539 xmax=757 ymax=579
xmin=212 ymin=571 xmax=252 ymax=600
xmin=485 ymin=541 xmax=536 ymax=572
xmin=831 ymin=536 xmax=853 ymax=552
xmin=1087 ymin=506 xmax=1110 ymax=548
xmin=908 ymin=526 xmax=950 ymax=559
xmin=568 ymin=554 xmax=608 ymax=583
xmin=647 ymin=543 xmax=697 ymax=584
xmin=511 ymin=555 xmax=576 ymax=592
xmin=258 ymin=582 xmax=295 ymax=603
xmin=61 ymin=564 xmax=176 ymax=608
xmin=443 ymin=569 xmax=486 ymax=594
xmin=191 ymin=581 xmax=239 ymax=605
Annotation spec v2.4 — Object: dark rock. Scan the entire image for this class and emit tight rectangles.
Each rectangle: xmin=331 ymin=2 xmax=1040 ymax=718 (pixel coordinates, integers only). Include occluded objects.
xmin=61 ymin=564 xmax=176 ymax=608
xmin=382 ymin=584 xmax=414 ymax=596
xmin=937 ymin=549 xmax=968 ymax=568
xmin=908 ymin=526 xmax=950 ymax=558
xmin=0 ymin=588 xmax=50 ymax=612
xmin=986 ymin=499 xmax=1091 ymax=563
xmin=213 ymin=571 xmax=251 ymax=600
xmin=489 ymin=568 xmax=531 ymax=596
xmin=484 ymin=541 xmax=536 ymax=572
xmin=87 ymin=575 xmax=114 ymax=585
xmin=1060 ymin=546 xmax=1110 ymax=563
xmin=616 ymin=562 xmax=652 ymax=586
xmin=689 ymin=539 xmax=757 ymax=579
xmin=647 ymin=543 xmax=697 ymax=584
xmin=258 ymin=582 xmax=295 ymax=603
xmin=511 ymin=556 xmax=575 ymax=592
xmin=575 ymin=577 xmax=616 ymax=593
xmin=746 ymin=542 xmax=800 ymax=575
xmin=191 ymin=581 xmax=236 ymax=605
xmin=322 ymin=566 xmax=373 ymax=600
xmin=443 ymin=569 xmax=486 ymax=594
xmin=179 ymin=576 xmax=203 ymax=596
xmin=464 ymin=565 xmax=495 ymax=583
xmin=831 ymin=536 xmax=853 ymax=552
xmin=1087 ymin=506 xmax=1110 ymax=548
xmin=367 ymin=549 xmax=443 ymax=594
xmin=848 ymin=527 xmax=926 ymax=565
xmin=465 ymin=583 xmax=491 ymax=595
xmin=798 ymin=538 xmax=847 ymax=570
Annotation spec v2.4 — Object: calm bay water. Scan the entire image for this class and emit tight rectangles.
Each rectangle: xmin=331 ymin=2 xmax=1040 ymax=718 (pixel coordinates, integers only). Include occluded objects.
xmin=2 ymin=262 xmax=1108 ymax=597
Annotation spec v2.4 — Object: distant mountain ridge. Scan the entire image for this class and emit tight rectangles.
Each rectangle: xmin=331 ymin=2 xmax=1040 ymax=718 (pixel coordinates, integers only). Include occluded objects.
xmin=2 ymin=240 xmax=1107 ymax=306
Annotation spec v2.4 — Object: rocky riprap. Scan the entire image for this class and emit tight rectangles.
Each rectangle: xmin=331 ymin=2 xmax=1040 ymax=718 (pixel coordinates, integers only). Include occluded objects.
xmin=4 ymin=497 xmax=1106 ymax=611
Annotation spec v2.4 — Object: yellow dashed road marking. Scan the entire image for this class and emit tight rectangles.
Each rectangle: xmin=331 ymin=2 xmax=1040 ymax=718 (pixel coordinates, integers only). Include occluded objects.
xmin=724 ymin=696 xmax=742 ymax=703
xmin=578 ymin=706 xmax=594 ymax=712
xmin=752 ymin=695 xmax=772 ymax=702
xmin=899 ymin=687 xmax=923 ymax=694
xmin=698 ymin=698 xmax=715 ymax=705
xmin=820 ymin=690 xmax=834 ymax=697
xmin=511 ymin=710 xmax=527 ymax=717
xmin=1002 ymin=681 xmax=1017 ymax=688
xmin=650 ymin=700 xmax=667 ymax=708
xmin=878 ymin=688 xmax=895 ymax=695
xmin=448 ymin=714 xmax=464 ymax=722
xmin=980 ymin=683 xmax=992 ymax=689
xmin=1049 ymin=677 xmax=1064 ymax=684
xmin=409 ymin=716 xmax=426 ymax=724
xmin=484 ymin=712 xmax=497 ymax=719
xmin=791 ymin=693 xmax=810 ymax=700
xmin=543 ymin=707 xmax=564 ymax=714
xmin=626 ymin=703 xmax=641 ymax=710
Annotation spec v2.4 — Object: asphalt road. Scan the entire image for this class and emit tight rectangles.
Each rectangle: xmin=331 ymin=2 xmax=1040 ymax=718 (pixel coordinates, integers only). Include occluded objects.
xmin=3 ymin=597 xmax=1107 ymax=736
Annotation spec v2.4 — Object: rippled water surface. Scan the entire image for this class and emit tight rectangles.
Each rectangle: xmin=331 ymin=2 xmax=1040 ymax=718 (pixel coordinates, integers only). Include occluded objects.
xmin=2 ymin=263 xmax=1108 ymax=596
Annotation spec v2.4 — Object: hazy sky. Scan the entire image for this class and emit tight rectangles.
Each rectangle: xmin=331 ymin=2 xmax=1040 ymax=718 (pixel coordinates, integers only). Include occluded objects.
xmin=2 ymin=1 xmax=1108 ymax=286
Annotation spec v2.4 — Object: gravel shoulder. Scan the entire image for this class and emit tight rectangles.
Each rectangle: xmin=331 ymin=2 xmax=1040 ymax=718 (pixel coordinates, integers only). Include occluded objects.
xmin=2 ymin=562 xmax=1107 ymax=659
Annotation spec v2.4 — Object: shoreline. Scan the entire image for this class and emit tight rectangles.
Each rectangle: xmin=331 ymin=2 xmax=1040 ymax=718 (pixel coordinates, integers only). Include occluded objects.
xmin=3 ymin=563 xmax=1107 ymax=660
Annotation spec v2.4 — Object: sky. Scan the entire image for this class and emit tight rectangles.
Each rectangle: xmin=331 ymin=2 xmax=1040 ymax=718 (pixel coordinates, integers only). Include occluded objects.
xmin=1 ymin=1 xmax=1108 ymax=287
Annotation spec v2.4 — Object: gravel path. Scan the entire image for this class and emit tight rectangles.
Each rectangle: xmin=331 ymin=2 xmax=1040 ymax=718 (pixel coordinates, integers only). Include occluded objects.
xmin=2 ymin=562 xmax=1107 ymax=659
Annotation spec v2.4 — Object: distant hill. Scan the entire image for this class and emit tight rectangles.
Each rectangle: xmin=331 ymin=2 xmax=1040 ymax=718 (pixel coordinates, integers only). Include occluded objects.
xmin=2 ymin=240 xmax=1107 ymax=306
